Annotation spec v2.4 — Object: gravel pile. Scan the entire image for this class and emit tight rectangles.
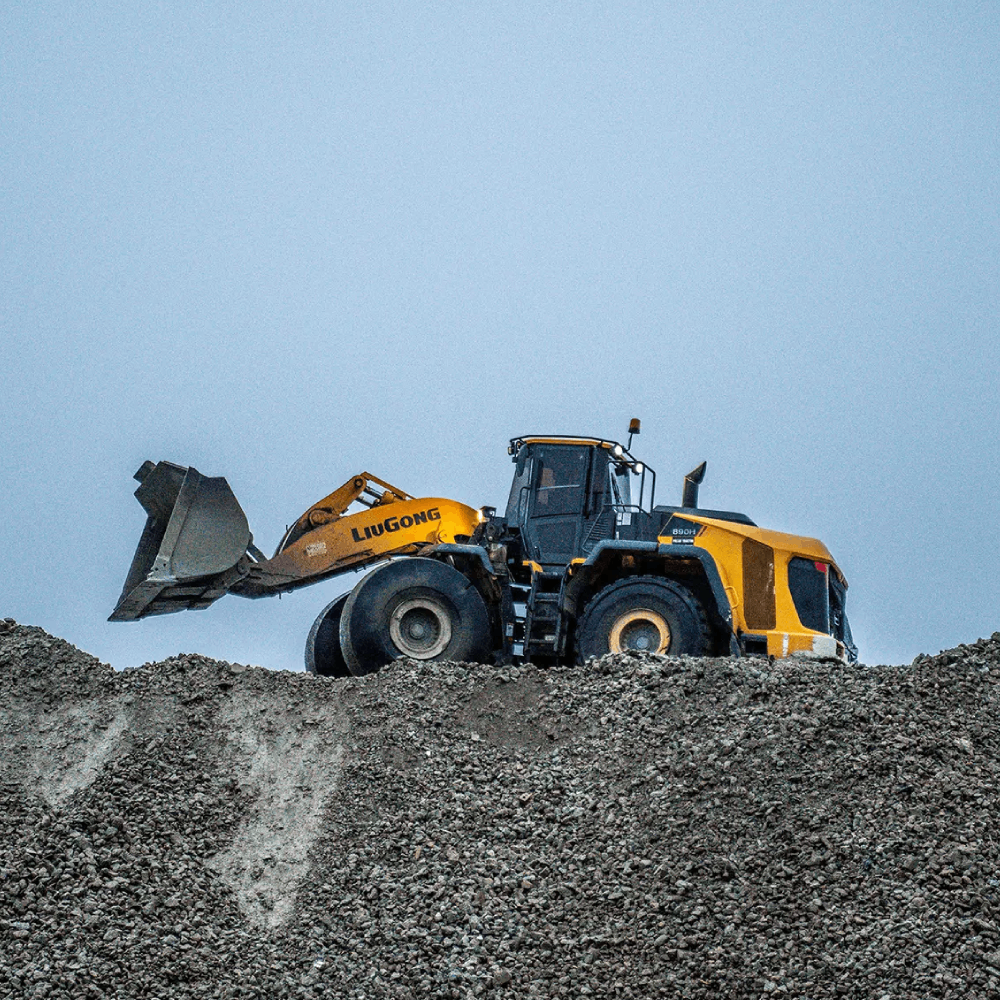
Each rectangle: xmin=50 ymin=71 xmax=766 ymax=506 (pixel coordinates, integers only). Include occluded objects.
xmin=2 ymin=621 xmax=999 ymax=999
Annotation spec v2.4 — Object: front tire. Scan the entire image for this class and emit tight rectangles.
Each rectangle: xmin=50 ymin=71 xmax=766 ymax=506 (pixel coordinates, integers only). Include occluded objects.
xmin=305 ymin=593 xmax=351 ymax=677
xmin=576 ymin=577 xmax=710 ymax=662
xmin=339 ymin=558 xmax=493 ymax=676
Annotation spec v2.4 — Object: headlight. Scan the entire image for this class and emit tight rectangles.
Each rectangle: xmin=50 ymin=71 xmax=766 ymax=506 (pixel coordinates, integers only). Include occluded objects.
xmin=612 ymin=444 xmax=623 ymax=457
xmin=633 ymin=462 xmax=644 ymax=475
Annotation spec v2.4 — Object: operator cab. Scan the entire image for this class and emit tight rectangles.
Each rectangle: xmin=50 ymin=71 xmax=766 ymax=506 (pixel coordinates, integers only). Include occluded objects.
xmin=505 ymin=436 xmax=653 ymax=567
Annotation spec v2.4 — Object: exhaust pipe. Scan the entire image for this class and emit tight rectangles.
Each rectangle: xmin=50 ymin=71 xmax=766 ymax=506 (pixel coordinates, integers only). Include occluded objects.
xmin=681 ymin=462 xmax=707 ymax=509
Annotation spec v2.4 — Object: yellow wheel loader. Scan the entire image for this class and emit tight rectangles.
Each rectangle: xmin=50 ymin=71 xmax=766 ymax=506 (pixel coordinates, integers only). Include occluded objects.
xmin=110 ymin=424 xmax=857 ymax=675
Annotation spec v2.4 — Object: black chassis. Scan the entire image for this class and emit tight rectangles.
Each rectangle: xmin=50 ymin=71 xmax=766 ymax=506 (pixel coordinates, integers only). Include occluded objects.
xmin=430 ymin=508 xmax=739 ymax=664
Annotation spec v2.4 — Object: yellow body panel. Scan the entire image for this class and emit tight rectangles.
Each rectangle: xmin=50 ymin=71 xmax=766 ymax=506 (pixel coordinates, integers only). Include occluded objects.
xmin=255 ymin=496 xmax=480 ymax=588
xmin=661 ymin=514 xmax=846 ymax=660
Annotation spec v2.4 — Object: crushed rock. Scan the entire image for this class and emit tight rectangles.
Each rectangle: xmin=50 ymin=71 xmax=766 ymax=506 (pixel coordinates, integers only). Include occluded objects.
xmin=1 ymin=621 xmax=999 ymax=998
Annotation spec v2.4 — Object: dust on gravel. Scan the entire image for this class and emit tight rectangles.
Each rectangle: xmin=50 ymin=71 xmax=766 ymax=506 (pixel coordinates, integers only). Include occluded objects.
xmin=2 ymin=620 xmax=999 ymax=998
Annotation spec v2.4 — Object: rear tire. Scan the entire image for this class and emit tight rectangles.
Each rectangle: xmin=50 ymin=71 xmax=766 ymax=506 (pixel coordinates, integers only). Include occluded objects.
xmin=305 ymin=593 xmax=351 ymax=678
xmin=576 ymin=577 xmax=710 ymax=662
xmin=340 ymin=558 xmax=493 ymax=676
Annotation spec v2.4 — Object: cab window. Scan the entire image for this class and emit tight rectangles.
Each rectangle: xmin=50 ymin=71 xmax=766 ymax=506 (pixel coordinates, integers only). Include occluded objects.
xmin=505 ymin=455 xmax=534 ymax=525
xmin=533 ymin=446 xmax=588 ymax=515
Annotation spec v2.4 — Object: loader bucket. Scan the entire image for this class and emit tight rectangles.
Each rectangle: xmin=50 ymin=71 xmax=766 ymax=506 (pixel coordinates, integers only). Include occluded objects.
xmin=109 ymin=461 xmax=252 ymax=621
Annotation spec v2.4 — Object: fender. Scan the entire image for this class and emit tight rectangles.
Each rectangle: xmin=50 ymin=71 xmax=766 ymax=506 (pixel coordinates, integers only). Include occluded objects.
xmin=566 ymin=539 xmax=739 ymax=654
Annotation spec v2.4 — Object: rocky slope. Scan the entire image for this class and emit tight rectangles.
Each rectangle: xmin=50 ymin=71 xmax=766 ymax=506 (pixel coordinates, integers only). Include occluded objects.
xmin=1 ymin=620 xmax=999 ymax=998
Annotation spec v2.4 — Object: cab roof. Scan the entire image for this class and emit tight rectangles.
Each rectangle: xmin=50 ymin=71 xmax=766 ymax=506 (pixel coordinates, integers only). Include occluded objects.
xmin=509 ymin=435 xmax=627 ymax=455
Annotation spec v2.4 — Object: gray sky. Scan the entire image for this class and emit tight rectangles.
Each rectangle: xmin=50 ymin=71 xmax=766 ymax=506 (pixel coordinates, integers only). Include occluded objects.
xmin=3 ymin=3 xmax=998 ymax=671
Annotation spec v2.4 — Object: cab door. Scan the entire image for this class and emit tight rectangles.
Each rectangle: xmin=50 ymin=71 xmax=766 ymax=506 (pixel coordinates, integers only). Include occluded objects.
xmin=579 ymin=446 xmax=614 ymax=555
xmin=518 ymin=444 xmax=596 ymax=567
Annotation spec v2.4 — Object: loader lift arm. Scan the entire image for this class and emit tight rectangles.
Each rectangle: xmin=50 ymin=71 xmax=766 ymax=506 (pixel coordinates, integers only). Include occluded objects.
xmin=110 ymin=461 xmax=481 ymax=620
xmin=275 ymin=473 xmax=414 ymax=553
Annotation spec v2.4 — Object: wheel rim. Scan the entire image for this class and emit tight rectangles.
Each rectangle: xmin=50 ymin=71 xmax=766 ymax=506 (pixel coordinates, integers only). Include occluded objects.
xmin=609 ymin=608 xmax=671 ymax=654
xmin=388 ymin=598 xmax=453 ymax=659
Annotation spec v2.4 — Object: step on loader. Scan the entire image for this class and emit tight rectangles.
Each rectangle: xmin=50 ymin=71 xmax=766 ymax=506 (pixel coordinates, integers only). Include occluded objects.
xmin=111 ymin=422 xmax=857 ymax=675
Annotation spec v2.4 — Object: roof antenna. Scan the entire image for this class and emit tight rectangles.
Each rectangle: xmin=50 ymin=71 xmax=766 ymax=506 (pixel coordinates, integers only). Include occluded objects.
xmin=627 ymin=417 xmax=641 ymax=451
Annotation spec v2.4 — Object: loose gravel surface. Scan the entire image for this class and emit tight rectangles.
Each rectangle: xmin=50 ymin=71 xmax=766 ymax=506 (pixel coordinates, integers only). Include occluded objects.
xmin=2 ymin=619 xmax=999 ymax=998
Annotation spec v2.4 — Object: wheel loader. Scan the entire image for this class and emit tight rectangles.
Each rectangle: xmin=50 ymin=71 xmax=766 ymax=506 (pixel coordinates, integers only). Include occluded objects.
xmin=110 ymin=421 xmax=857 ymax=675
